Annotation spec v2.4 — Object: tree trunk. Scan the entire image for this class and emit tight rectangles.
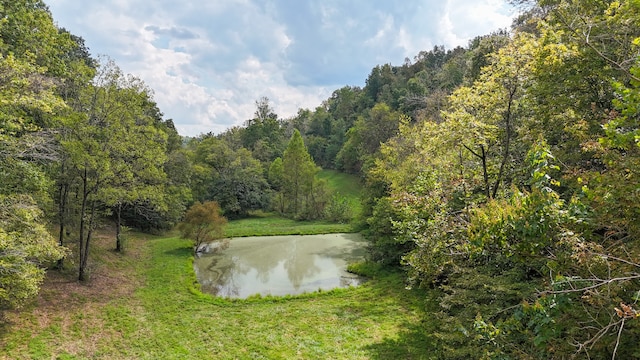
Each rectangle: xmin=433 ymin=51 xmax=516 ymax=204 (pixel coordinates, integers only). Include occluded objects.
xmin=458 ymin=148 xmax=470 ymax=220
xmin=115 ymin=202 xmax=123 ymax=252
xmin=78 ymin=170 xmax=88 ymax=282
xmin=80 ymin=199 xmax=96 ymax=282
xmin=492 ymin=86 xmax=516 ymax=199
xmin=56 ymin=180 xmax=69 ymax=270
xmin=463 ymin=143 xmax=491 ymax=200
xmin=480 ymin=145 xmax=490 ymax=199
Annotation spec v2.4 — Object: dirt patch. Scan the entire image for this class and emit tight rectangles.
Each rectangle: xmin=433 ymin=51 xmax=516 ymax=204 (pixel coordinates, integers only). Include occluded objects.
xmin=37 ymin=227 xmax=148 ymax=309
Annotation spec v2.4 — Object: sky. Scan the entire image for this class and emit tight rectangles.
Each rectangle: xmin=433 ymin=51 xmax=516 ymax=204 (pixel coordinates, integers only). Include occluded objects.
xmin=46 ymin=0 xmax=516 ymax=137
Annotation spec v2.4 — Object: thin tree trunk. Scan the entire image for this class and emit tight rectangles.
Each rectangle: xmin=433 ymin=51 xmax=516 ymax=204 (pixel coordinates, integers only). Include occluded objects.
xmin=458 ymin=148 xmax=470 ymax=220
xmin=462 ymin=143 xmax=491 ymax=200
xmin=56 ymin=180 xmax=69 ymax=270
xmin=492 ymin=86 xmax=516 ymax=199
xmin=78 ymin=169 xmax=88 ymax=282
xmin=115 ymin=202 xmax=123 ymax=252
xmin=480 ymin=145 xmax=490 ymax=199
xmin=293 ymin=170 xmax=299 ymax=216
xmin=81 ymin=199 xmax=96 ymax=277
xmin=279 ymin=192 xmax=285 ymax=214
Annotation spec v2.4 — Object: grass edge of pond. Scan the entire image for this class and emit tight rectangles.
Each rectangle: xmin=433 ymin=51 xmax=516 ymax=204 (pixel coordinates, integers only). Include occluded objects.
xmin=177 ymin=231 xmax=411 ymax=307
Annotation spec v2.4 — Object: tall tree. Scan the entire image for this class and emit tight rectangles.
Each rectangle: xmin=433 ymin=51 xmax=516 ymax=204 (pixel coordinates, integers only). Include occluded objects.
xmin=337 ymin=103 xmax=401 ymax=173
xmin=267 ymin=157 xmax=285 ymax=213
xmin=241 ymin=97 xmax=286 ymax=163
xmin=99 ymin=88 xmax=168 ymax=252
xmin=0 ymin=0 xmax=70 ymax=305
xmin=210 ymin=148 xmax=270 ymax=218
xmin=443 ymin=34 xmax=533 ymax=201
xmin=59 ymin=58 xmax=168 ymax=279
xmin=0 ymin=0 xmax=76 ymax=78
xmin=0 ymin=52 xmax=67 ymax=310
xmin=278 ymin=130 xmax=326 ymax=219
xmin=189 ymin=136 xmax=269 ymax=218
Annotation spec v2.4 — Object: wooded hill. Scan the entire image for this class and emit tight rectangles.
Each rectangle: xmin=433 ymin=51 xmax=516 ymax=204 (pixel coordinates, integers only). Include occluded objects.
xmin=2 ymin=0 xmax=640 ymax=358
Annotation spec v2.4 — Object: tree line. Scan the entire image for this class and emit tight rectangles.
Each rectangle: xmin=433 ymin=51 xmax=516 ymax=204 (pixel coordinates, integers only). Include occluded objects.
xmin=2 ymin=0 xmax=640 ymax=358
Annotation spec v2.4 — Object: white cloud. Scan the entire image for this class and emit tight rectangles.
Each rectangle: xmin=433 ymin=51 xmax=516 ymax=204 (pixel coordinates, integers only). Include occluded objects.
xmin=47 ymin=0 xmax=516 ymax=137
xmin=439 ymin=0 xmax=515 ymax=48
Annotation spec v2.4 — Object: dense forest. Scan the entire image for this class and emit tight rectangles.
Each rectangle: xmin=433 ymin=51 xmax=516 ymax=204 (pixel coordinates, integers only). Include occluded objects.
xmin=2 ymin=0 xmax=640 ymax=358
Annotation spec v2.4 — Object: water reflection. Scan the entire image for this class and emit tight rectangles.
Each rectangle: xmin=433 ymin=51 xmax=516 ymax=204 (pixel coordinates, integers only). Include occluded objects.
xmin=193 ymin=233 xmax=366 ymax=298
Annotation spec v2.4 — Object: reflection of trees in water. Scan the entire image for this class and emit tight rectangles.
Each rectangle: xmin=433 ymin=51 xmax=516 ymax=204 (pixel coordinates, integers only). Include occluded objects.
xmin=216 ymin=255 xmax=245 ymax=297
xmin=284 ymin=238 xmax=321 ymax=290
xmin=317 ymin=234 xmax=367 ymax=262
xmin=195 ymin=234 xmax=367 ymax=297
xmin=199 ymin=254 xmax=250 ymax=297
xmin=237 ymin=238 xmax=289 ymax=284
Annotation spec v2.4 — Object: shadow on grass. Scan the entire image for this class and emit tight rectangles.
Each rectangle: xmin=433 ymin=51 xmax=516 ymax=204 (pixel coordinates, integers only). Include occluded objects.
xmin=342 ymin=266 xmax=438 ymax=359
xmin=364 ymin=322 xmax=436 ymax=360
xmin=0 ymin=315 xmax=11 ymax=343
xmin=164 ymin=246 xmax=192 ymax=257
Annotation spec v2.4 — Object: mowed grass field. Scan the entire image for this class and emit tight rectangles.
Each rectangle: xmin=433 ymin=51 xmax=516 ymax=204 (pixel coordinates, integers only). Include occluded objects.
xmin=0 ymin=228 xmax=433 ymax=359
xmin=224 ymin=211 xmax=353 ymax=238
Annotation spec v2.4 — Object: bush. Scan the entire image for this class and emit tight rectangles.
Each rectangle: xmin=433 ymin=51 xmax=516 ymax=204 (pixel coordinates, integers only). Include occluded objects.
xmin=324 ymin=193 xmax=353 ymax=223
xmin=178 ymin=201 xmax=227 ymax=253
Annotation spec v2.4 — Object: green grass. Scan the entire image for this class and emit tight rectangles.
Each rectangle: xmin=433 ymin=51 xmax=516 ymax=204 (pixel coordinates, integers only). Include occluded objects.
xmin=136 ymin=236 xmax=433 ymax=359
xmin=224 ymin=211 xmax=353 ymax=237
xmin=221 ymin=170 xmax=363 ymax=238
xmin=1 ymin=231 xmax=435 ymax=359
xmin=318 ymin=169 xmax=363 ymax=216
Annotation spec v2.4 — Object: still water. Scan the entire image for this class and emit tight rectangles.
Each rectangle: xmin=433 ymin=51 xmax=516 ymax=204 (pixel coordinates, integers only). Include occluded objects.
xmin=193 ymin=233 xmax=367 ymax=298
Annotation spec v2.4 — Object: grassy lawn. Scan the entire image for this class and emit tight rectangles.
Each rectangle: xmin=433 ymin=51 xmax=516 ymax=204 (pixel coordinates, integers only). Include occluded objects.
xmin=0 ymin=222 xmax=435 ymax=359
xmin=224 ymin=211 xmax=353 ymax=237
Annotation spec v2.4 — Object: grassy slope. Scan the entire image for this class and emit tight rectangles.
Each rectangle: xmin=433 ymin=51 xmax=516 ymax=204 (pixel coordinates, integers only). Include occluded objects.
xmin=0 ymin=231 xmax=434 ymax=359
xmin=317 ymin=169 xmax=364 ymax=218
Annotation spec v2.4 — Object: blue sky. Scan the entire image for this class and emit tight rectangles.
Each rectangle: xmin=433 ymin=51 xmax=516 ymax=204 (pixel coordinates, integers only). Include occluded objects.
xmin=47 ymin=0 xmax=516 ymax=136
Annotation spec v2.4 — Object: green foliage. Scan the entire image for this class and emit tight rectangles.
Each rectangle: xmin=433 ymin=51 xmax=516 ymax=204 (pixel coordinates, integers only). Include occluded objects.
xmin=586 ymin=62 xmax=640 ymax=240
xmin=210 ymin=148 xmax=270 ymax=218
xmin=178 ymin=201 xmax=227 ymax=251
xmin=357 ymin=6 xmax=640 ymax=352
xmin=0 ymin=53 xmax=66 ymax=137
xmin=324 ymin=193 xmax=353 ymax=223
xmin=0 ymin=194 xmax=66 ymax=310
xmin=364 ymin=197 xmax=412 ymax=266
xmin=275 ymin=129 xmax=329 ymax=220
xmin=0 ymin=0 xmax=76 ymax=77
xmin=336 ymin=103 xmax=401 ymax=174
xmin=2 ymin=0 xmax=640 ymax=357
xmin=54 ymin=57 xmax=179 ymax=278
xmin=267 ymin=156 xmax=284 ymax=190
xmin=241 ymin=96 xmax=286 ymax=163
xmin=188 ymin=136 xmax=270 ymax=218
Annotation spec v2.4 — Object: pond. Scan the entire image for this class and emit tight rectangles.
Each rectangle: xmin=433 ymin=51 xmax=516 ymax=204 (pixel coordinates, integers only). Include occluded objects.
xmin=193 ymin=233 xmax=367 ymax=298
